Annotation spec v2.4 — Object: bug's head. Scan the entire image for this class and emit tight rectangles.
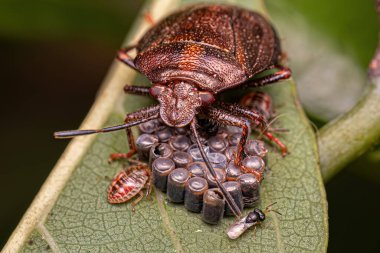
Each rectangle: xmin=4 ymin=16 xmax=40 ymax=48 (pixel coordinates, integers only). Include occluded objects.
xmin=150 ymin=81 xmax=215 ymax=127
xmin=254 ymin=208 xmax=266 ymax=222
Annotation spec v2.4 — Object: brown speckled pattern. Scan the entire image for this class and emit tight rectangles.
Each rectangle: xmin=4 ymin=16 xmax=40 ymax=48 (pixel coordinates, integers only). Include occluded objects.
xmin=134 ymin=4 xmax=280 ymax=93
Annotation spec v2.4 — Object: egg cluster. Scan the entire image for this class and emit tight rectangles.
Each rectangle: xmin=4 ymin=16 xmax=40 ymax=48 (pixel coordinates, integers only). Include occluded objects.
xmin=133 ymin=118 xmax=268 ymax=224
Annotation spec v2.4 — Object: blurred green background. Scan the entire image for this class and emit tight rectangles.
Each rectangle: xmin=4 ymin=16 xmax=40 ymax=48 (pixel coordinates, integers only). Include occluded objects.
xmin=0 ymin=0 xmax=379 ymax=252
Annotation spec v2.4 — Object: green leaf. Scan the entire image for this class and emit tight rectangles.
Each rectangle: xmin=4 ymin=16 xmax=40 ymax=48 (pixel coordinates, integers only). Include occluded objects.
xmin=4 ymin=0 xmax=328 ymax=252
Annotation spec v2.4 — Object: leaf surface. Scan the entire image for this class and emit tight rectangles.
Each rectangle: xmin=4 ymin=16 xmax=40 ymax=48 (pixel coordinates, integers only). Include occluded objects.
xmin=5 ymin=1 xmax=328 ymax=252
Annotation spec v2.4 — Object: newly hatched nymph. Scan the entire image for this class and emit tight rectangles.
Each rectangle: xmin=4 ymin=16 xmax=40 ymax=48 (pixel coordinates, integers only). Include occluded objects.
xmin=108 ymin=162 xmax=151 ymax=211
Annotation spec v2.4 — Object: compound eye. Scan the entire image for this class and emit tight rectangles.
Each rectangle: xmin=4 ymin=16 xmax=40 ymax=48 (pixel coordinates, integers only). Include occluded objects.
xmin=150 ymin=85 xmax=166 ymax=97
xmin=199 ymin=91 xmax=215 ymax=105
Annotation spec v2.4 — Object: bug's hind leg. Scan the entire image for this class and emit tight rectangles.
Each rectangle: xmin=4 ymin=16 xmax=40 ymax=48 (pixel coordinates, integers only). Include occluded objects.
xmin=205 ymin=107 xmax=263 ymax=181
xmin=108 ymin=105 xmax=160 ymax=163
xmin=218 ymin=102 xmax=288 ymax=156
xmin=244 ymin=65 xmax=292 ymax=88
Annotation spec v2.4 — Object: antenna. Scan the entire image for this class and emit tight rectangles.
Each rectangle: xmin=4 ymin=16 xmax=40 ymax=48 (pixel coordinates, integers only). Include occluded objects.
xmin=190 ymin=118 xmax=242 ymax=218
xmin=264 ymin=202 xmax=282 ymax=216
xmin=54 ymin=114 xmax=159 ymax=139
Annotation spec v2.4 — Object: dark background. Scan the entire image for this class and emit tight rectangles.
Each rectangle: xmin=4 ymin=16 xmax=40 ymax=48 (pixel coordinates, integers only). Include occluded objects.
xmin=0 ymin=0 xmax=379 ymax=252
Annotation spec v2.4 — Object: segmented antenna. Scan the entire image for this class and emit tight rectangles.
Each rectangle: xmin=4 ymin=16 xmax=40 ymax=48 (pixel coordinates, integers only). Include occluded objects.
xmin=190 ymin=118 xmax=242 ymax=218
xmin=264 ymin=202 xmax=282 ymax=215
xmin=54 ymin=115 xmax=159 ymax=139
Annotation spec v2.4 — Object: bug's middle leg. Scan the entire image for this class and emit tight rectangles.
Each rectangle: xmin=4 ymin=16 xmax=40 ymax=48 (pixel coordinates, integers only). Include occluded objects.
xmin=205 ymin=107 xmax=262 ymax=181
xmin=218 ymin=102 xmax=288 ymax=156
xmin=109 ymin=105 xmax=160 ymax=163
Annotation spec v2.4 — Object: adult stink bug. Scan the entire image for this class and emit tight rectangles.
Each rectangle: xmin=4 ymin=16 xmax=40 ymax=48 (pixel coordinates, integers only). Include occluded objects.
xmin=55 ymin=4 xmax=291 ymax=218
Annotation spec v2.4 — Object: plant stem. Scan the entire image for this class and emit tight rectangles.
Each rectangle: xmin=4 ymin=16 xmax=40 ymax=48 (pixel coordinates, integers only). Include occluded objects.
xmin=319 ymin=51 xmax=380 ymax=182
xmin=319 ymin=0 xmax=380 ymax=182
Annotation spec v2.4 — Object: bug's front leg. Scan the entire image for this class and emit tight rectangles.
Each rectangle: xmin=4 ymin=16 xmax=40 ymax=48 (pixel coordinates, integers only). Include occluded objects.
xmin=123 ymin=85 xmax=151 ymax=96
xmin=205 ymin=107 xmax=262 ymax=181
xmin=108 ymin=105 xmax=160 ymax=163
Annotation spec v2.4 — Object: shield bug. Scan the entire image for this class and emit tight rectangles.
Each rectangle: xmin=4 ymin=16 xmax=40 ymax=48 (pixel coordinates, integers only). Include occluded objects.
xmin=55 ymin=4 xmax=291 ymax=218
xmin=108 ymin=161 xmax=151 ymax=211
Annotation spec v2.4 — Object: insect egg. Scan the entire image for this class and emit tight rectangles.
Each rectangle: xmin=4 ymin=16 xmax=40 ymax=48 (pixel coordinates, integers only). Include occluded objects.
xmin=222 ymin=181 xmax=244 ymax=216
xmin=167 ymin=168 xmax=190 ymax=203
xmin=169 ymin=135 xmax=192 ymax=151
xmin=172 ymin=151 xmax=193 ymax=168
xmin=139 ymin=119 xmax=161 ymax=133
xmin=206 ymin=168 xmax=226 ymax=188
xmin=228 ymin=133 xmax=241 ymax=146
xmin=136 ymin=134 xmax=159 ymax=161
xmin=201 ymin=188 xmax=225 ymax=225
xmin=152 ymin=157 xmax=175 ymax=192
xmin=241 ymin=155 xmax=265 ymax=174
xmin=224 ymin=146 xmax=237 ymax=162
xmin=156 ymin=127 xmax=174 ymax=143
xmin=238 ymin=173 xmax=260 ymax=207
xmin=244 ymin=139 xmax=268 ymax=157
xmin=187 ymin=144 xmax=210 ymax=161
xmin=207 ymin=135 xmax=228 ymax=153
xmin=207 ymin=152 xmax=228 ymax=169
xmin=175 ymin=127 xmax=188 ymax=135
xmin=186 ymin=162 xmax=207 ymax=178
xmin=184 ymin=177 xmax=208 ymax=213
xmin=226 ymin=161 xmax=242 ymax=181
xmin=149 ymin=143 xmax=173 ymax=167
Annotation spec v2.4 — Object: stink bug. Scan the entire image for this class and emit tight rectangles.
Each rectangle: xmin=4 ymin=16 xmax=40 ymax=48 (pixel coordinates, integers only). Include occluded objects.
xmin=55 ymin=4 xmax=291 ymax=218
xmin=108 ymin=161 xmax=151 ymax=211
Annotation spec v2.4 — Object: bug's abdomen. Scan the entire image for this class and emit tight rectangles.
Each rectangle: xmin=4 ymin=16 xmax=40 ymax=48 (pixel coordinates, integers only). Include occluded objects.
xmin=108 ymin=171 xmax=148 ymax=204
